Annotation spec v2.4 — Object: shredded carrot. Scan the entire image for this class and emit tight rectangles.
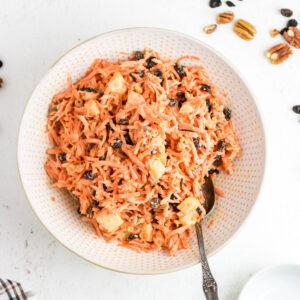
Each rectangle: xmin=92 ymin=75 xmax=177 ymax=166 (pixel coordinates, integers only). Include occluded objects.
xmin=215 ymin=187 xmax=225 ymax=197
xmin=45 ymin=49 xmax=240 ymax=255
xmin=208 ymin=220 xmax=215 ymax=229
xmin=51 ymin=197 xmax=55 ymax=202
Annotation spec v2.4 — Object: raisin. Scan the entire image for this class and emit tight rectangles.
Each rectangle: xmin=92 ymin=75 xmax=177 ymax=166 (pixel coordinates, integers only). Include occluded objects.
xmin=169 ymin=203 xmax=179 ymax=212
xmin=152 ymin=69 xmax=163 ymax=77
xmin=209 ymin=169 xmax=220 ymax=175
xmin=133 ymin=70 xmax=145 ymax=78
xmin=92 ymin=200 xmax=99 ymax=207
xmin=106 ymin=122 xmax=113 ymax=132
xmin=151 ymin=149 xmax=158 ymax=155
xmin=193 ymin=138 xmax=201 ymax=148
xmin=112 ymin=138 xmax=122 ymax=148
xmin=226 ymin=1 xmax=235 ymax=7
xmin=128 ymin=234 xmax=140 ymax=240
xmin=201 ymin=84 xmax=211 ymax=92
xmin=223 ymin=107 xmax=231 ymax=121
xmin=124 ymin=130 xmax=134 ymax=145
xmin=209 ymin=0 xmax=222 ymax=8
xmin=99 ymin=90 xmax=104 ymax=97
xmin=0 ymin=60 xmax=3 ymax=68
xmin=87 ymin=207 xmax=94 ymax=219
xmin=77 ymin=207 xmax=84 ymax=216
xmin=292 ymin=105 xmax=300 ymax=114
xmin=281 ymin=9 xmax=293 ymax=17
xmin=217 ymin=139 xmax=226 ymax=151
xmin=80 ymin=87 xmax=97 ymax=93
xmin=146 ymin=56 xmax=157 ymax=69
xmin=58 ymin=153 xmax=66 ymax=162
xmin=213 ymin=155 xmax=223 ymax=167
xmin=177 ymin=91 xmax=185 ymax=99
xmin=119 ymin=118 xmax=129 ymax=125
xmin=170 ymin=193 xmax=177 ymax=200
xmin=174 ymin=64 xmax=186 ymax=78
xmin=134 ymin=51 xmax=144 ymax=60
xmin=206 ymin=100 xmax=212 ymax=112
xmin=287 ymin=19 xmax=298 ymax=27
xmin=92 ymin=190 xmax=96 ymax=196
xmin=150 ymin=197 xmax=159 ymax=209
xmin=103 ymin=184 xmax=107 ymax=191
xmin=196 ymin=207 xmax=202 ymax=216
xmin=280 ymin=27 xmax=288 ymax=35
xmin=99 ymin=153 xmax=107 ymax=160
xmin=160 ymin=78 xmax=164 ymax=87
xmin=83 ymin=170 xmax=95 ymax=180
xmin=169 ymin=98 xmax=177 ymax=107
xmin=165 ymin=139 xmax=170 ymax=148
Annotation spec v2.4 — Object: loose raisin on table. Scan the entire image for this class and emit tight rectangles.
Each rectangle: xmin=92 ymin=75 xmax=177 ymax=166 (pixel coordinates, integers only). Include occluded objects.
xmin=134 ymin=51 xmax=144 ymax=60
xmin=112 ymin=138 xmax=123 ymax=148
xmin=280 ymin=27 xmax=288 ymax=35
xmin=281 ymin=9 xmax=293 ymax=17
xmin=0 ymin=60 xmax=3 ymax=68
xmin=287 ymin=19 xmax=298 ymax=27
xmin=226 ymin=1 xmax=235 ymax=7
xmin=209 ymin=0 xmax=222 ymax=8
xmin=292 ymin=105 xmax=300 ymax=114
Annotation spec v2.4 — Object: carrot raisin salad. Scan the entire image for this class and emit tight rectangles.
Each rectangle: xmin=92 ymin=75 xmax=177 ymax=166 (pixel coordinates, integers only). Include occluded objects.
xmin=45 ymin=49 xmax=241 ymax=255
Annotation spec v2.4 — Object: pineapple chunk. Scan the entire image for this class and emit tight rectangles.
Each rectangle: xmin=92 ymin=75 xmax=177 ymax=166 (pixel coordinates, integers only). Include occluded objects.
xmin=84 ymin=100 xmax=100 ymax=117
xmin=96 ymin=211 xmax=123 ymax=233
xmin=126 ymin=90 xmax=145 ymax=109
xmin=158 ymin=152 xmax=167 ymax=166
xmin=149 ymin=158 xmax=165 ymax=179
xmin=178 ymin=196 xmax=201 ymax=226
xmin=141 ymin=223 xmax=153 ymax=242
xmin=106 ymin=72 xmax=127 ymax=95
xmin=179 ymin=101 xmax=194 ymax=115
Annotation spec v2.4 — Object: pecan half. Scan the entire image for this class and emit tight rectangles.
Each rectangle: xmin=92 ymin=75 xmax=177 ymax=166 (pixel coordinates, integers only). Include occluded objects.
xmin=266 ymin=43 xmax=292 ymax=64
xmin=283 ymin=27 xmax=300 ymax=49
xmin=204 ymin=24 xmax=218 ymax=34
xmin=234 ymin=19 xmax=257 ymax=41
xmin=217 ymin=11 xmax=234 ymax=24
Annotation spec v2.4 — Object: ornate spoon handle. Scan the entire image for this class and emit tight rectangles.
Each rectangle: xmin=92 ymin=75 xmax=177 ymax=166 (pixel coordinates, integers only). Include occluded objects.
xmin=196 ymin=222 xmax=219 ymax=300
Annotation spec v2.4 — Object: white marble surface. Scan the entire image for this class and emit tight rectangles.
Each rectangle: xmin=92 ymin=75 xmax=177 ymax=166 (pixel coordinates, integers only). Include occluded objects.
xmin=1 ymin=0 xmax=300 ymax=299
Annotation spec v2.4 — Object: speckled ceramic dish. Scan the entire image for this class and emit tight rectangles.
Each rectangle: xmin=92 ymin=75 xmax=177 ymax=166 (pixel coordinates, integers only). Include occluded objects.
xmin=17 ymin=27 xmax=265 ymax=274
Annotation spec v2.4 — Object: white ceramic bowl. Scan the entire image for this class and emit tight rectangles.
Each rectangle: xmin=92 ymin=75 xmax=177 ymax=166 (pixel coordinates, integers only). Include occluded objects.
xmin=239 ymin=264 xmax=300 ymax=300
xmin=17 ymin=28 xmax=265 ymax=274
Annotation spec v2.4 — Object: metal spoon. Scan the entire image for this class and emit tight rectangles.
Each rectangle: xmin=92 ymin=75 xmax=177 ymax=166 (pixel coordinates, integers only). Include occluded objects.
xmin=196 ymin=176 xmax=218 ymax=300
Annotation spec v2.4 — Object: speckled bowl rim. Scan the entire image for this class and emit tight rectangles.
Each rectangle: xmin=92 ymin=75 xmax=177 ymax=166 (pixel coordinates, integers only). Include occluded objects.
xmin=17 ymin=27 xmax=267 ymax=275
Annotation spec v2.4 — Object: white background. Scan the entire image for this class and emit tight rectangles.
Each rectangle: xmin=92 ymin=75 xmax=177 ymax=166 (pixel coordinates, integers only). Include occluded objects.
xmin=1 ymin=0 xmax=300 ymax=299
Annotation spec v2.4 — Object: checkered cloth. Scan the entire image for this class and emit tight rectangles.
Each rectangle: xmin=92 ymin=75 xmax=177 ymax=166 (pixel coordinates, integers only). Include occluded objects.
xmin=0 ymin=279 xmax=35 ymax=300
